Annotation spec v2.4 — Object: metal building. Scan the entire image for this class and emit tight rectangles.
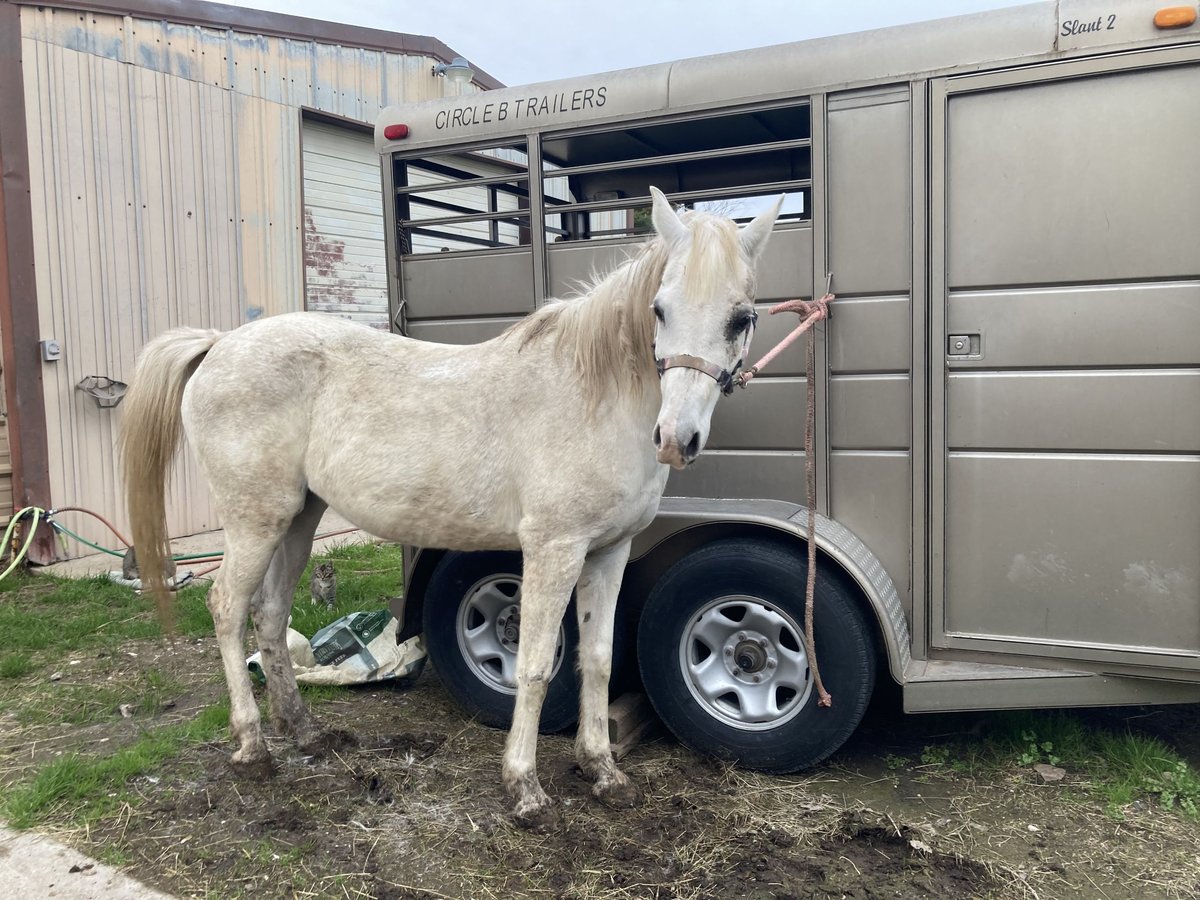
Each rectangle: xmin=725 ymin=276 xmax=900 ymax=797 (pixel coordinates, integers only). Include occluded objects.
xmin=0 ymin=0 xmax=499 ymax=560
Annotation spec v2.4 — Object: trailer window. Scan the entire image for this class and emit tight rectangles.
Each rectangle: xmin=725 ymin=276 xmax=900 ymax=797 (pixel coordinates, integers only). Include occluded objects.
xmin=393 ymin=143 xmax=533 ymax=255
xmin=540 ymin=102 xmax=811 ymax=242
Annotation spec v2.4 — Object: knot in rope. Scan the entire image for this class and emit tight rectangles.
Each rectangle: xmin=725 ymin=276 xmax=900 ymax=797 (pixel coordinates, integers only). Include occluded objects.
xmin=734 ymin=292 xmax=834 ymax=389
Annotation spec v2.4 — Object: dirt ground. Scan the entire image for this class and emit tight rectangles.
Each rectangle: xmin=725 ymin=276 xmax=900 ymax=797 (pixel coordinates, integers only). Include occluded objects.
xmin=4 ymin=635 xmax=1199 ymax=900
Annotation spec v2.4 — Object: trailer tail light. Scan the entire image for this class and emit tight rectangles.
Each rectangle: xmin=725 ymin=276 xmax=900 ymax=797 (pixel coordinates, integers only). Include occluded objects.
xmin=383 ymin=124 xmax=410 ymax=141
xmin=1154 ymin=6 xmax=1197 ymax=28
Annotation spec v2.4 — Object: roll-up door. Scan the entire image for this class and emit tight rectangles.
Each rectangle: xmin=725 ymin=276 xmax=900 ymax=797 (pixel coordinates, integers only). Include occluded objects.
xmin=302 ymin=119 xmax=389 ymax=329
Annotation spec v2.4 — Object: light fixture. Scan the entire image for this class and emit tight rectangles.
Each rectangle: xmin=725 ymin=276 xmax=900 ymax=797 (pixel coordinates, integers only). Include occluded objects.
xmin=432 ymin=56 xmax=474 ymax=86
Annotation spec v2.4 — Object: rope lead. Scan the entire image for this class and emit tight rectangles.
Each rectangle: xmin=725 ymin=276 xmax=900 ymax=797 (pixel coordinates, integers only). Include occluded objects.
xmin=735 ymin=289 xmax=836 ymax=708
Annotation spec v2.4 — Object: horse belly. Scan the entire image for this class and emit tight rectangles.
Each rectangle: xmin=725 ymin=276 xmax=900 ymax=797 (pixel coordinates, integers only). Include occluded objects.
xmin=307 ymin=454 xmax=523 ymax=552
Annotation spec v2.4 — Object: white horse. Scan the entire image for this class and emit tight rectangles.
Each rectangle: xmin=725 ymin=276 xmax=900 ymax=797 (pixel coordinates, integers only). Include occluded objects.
xmin=121 ymin=187 xmax=781 ymax=829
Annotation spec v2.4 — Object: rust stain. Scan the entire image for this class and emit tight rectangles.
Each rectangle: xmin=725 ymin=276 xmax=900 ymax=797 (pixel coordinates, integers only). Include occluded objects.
xmin=304 ymin=207 xmax=346 ymax=278
xmin=304 ymin=208 xmax=357 ymax=310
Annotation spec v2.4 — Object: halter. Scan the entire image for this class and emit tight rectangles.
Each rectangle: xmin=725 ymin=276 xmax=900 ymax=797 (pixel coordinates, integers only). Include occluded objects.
xmin=653 ymin=311 xmax=758 ymax=396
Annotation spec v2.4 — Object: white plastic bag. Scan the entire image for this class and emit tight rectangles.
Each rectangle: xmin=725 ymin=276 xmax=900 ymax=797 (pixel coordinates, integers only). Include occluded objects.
xmin=247 ymin=611 xmax=425 ymax=686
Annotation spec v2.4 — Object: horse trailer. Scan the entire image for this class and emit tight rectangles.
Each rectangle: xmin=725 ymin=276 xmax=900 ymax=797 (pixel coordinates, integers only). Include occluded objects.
xmin=375 ymin=0 xmax=1200 ymax=770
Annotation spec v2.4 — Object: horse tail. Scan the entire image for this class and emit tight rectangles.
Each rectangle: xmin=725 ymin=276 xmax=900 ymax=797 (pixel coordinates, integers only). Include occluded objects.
xmin=119 ymin=328 xmax=223 ymax=633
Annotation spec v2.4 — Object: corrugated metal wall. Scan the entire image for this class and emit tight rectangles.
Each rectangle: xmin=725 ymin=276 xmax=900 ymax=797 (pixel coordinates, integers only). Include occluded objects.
xmin=20 ymin=6 xmax=473 ymax=554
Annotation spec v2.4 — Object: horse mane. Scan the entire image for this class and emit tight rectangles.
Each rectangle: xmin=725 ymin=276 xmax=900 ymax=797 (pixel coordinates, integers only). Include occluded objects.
xmin=504 ymin=238 xmax=667 ymax=408
xmin=504 ymin=211 xmax=746 ymax=409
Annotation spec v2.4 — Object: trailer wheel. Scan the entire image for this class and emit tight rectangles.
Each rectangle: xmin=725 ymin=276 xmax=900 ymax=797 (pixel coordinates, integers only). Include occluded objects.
xmin=423 ymin=551 xmax=579 ymax=733
xmin=637 ymin=538 xmax=875 ymax=772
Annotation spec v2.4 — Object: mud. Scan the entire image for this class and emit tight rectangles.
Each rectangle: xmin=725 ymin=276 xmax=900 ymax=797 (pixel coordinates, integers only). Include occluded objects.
xmin=3 ymin=637 xmax=1199 ymax=899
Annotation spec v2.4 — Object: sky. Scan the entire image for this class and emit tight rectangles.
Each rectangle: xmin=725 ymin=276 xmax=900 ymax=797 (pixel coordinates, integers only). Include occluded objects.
xmin=238 ymin=0 xmax=1035 ymax=88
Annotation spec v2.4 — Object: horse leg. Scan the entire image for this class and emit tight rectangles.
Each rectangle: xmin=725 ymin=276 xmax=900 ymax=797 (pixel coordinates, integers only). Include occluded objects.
xmin=503 ymin=537 xmax=587 ymax=831
xmin=574 ymin=539 xmax=642 ymax=808
xmin=248 ymin=494 xmax=351 ymax=755
xmin=208 ymin=524 xmax=289 ymax=777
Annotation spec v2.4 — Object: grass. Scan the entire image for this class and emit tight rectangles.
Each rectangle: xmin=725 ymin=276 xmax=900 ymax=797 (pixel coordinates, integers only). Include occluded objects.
xmin=1 ymin=698 xmax=230 ymax=828
xmin=8 ymin=671 xmax=186 ymax=726
xmin=0 ymin=652 xmax=35 ymax=679
xmin=0 ymin=539 xmax=405 ymax=834
xmin=915 ymin=708 xmax=1200 ymax=821
xmin=0 ymin=541 xmax=404 ymax=674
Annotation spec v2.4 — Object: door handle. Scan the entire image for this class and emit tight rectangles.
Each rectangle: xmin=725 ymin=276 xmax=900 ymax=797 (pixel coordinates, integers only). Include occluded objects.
xmin=947 ymin=333 xmax=982 ymax=359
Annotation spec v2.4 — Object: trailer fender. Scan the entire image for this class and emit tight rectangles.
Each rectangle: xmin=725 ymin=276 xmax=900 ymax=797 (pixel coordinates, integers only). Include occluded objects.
xmin=622 ymin=497 xmax=912 ymax=683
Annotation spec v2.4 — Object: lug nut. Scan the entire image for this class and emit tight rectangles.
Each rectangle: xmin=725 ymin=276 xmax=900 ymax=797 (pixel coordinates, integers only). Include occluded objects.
xmin=758 ymin=639 xmax=768 ymax=650
xmin=736 ymin=632 xmax=746 ymax=642
xmin=724 ymin=647 xmax=733 ymax=657
xmin=732 ymin=667 xmax=741 ymax=676
xmin=767 ymin=659 xmax=777 ymax=669
xmin=752 ymin=674 xmax=762 ymax=683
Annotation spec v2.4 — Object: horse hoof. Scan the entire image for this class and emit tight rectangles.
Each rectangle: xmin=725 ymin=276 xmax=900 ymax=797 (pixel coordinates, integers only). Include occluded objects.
xmin=593 ymin=777 xmax=643 ymax=809
xmin=511 ymin=797 xmax=561 ymax=833
xmin=299 ymin=727 xmax=357 ymax=757
xmin=229 ymin=752 xmax=276 ymax=780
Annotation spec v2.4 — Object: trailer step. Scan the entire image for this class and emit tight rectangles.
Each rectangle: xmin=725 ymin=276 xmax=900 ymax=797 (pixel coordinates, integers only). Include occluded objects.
xmin=903 ymin=660 xmax=1200 ymax=713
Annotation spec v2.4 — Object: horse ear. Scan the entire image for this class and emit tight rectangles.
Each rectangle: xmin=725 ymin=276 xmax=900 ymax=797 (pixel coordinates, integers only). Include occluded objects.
xmin=739 ymin=195 xmax=783 ymax=262
xmin=650 ymin=187 xmax=689 ymax=248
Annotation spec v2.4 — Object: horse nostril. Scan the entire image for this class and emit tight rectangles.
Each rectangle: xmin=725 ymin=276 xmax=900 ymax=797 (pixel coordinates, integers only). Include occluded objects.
xmin=653 ymin=424 xmax=662 ymax=448
xmin=685 ymin=430 xmax=701 ymax=460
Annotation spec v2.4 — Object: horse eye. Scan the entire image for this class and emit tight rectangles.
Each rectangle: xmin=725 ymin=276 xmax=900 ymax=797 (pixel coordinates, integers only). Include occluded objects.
xmin=726 ymin=310 xmax=754 ymax=341
xmin=652 ymin=302 xmax=665 ymax=323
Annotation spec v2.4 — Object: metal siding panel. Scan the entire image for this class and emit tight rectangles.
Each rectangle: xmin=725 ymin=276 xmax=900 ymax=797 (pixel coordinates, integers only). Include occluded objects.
xmin=667 ymin=451 xmax=805 ymax=503
xmin=948 ymin=282 xmax=1200 ymax=369
xmin=234 ymin=95 xmax=302 ymax=320
xmin=403 ymin=251 xmax=535 ymax=319
xmin=827 ymin=94 xmax=910 ymax=296
xmin=406 ymin=318 xmax=521 ymax=345
xmin=198 ymin=25 xmax=231 ymax=90
xmin=546 ymin=239 xmax=647 ymax=299
xmin=706 ymin=380 xmax=806 ymax=451
xmin=163 ymin=21 xmax=199 ymax=82
xmin=945 ymin=454 xmax=1200 ymax=655
xmin=27 ymin=40 xmax=244 ymax=548
xmin=829 ymin=375 xmax=911 ymax=450
xmin=357 ymin=48 xmax=384 ymax=114
xmin=829 ymin=451 xmax=912 ymax=605
xmin=828 ymin=295 xmax=910 ymax=373
xmin=949 ymin=370 xmax=1200 ymax=452
xmin=669 ymin=4 xmax=1054 ymax=109
xmin=947 ymin=65 xmax=1200 ymax=287
xmin=24 ymin=39 xmax=69 ymax=522
xmin=280 ymin=38 xmax=308 ymax=108
xmin=200 ymin=79 xmax=242 ymax=334
xmin=753 ymin=225 xmax=813 ymax=303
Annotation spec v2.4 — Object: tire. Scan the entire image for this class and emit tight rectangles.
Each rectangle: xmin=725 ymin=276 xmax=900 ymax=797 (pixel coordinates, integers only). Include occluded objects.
xmin=423 ymin=551 xmax=579 ymax=733
xmin=637 ymin=538 xmax=876 ymax=772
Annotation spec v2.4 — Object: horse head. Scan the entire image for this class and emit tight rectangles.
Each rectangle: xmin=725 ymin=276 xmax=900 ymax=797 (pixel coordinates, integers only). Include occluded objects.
xmin=649 ymin=186 xmax=782 ymax=469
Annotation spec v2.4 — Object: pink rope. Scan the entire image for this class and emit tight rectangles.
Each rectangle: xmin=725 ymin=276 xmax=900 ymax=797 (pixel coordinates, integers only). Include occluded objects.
xmin=735 ymin=293 xmax=834 ymax=388
xmin=736 ymin=291 xmax=836 ymax=708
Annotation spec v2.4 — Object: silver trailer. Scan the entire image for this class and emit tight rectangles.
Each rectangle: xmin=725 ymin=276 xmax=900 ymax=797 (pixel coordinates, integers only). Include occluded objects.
xmin=375 ymin=1 xmax=1200 ymax=770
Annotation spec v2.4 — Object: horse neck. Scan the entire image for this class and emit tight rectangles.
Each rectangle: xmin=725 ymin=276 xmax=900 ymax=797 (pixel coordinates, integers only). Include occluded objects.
xmin=564 ymin=239 xmax=666 ymax=410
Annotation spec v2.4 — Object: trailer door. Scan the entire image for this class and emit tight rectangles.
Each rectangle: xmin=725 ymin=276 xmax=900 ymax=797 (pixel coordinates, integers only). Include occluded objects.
xmin=930 ymin=51 xmax=1200 ymax=670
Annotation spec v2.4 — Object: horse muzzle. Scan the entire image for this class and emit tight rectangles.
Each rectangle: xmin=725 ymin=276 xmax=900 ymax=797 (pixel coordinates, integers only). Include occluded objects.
xmin=653 ymin=422 xmax=702 ymax=469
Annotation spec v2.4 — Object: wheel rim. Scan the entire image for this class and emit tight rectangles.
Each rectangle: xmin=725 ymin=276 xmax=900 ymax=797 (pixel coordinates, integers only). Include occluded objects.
xmin=679 ymin=595 xmax=813 ymax=731
xmin=455 ymin=573 xmax=566 ymax=695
